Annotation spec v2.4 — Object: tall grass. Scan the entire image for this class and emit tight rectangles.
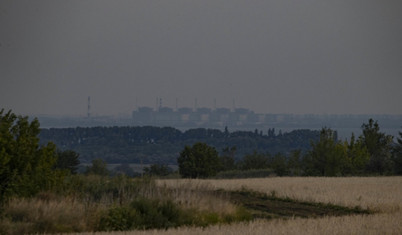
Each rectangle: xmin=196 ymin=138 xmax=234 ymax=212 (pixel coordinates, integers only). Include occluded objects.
xmin=1 ymin=194 xmax=90 ymax=234
xmin=146 ymin=177 xmax=402 ymax=235
xmin=74 ymin=212 xmax=402 ymax=235
xmin=0 ymin=175 xmax=248 ymax=234
xmin=3 ymin=176 xmax=400 ymax=234
xmin=159 ymin=177 xmax=402 ymax=212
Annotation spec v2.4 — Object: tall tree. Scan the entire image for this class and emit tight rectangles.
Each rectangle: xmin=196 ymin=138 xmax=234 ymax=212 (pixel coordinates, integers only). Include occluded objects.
xmin=86 ymin=158 xmax=109 ymax=176
xmin=219 ymin=146 xmax=236 ymax=171
xmin=143 ymin=164 xmax=172 ymax=177
xmin=287 ymin=149 xmax=302 ymax=176
xmin=239 ymin=151 xmax=269 ymax=170
xmin=0 ymin=110 xmax=62 ymax=202
xmin=306 ymin=128 xmax=347 ymax=176
xmin=55 ymin=150 xmax=80 ymax=174
xmin=269 ymin=153 xmax=289 ymax=176
xmin=360 ymin=119 xmax=394 ymax=174
xmin=345 ymin=133 xmax=370 ymax=175
xmin=177 ymin=142 xmax=220 ymax=178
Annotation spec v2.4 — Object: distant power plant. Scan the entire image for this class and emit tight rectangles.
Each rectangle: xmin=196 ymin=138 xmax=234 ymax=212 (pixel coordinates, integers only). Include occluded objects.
xmin=132 ymin=105 xmax=264 ymax=127
xmin=131 ymin=105 xmax=402 ymax=136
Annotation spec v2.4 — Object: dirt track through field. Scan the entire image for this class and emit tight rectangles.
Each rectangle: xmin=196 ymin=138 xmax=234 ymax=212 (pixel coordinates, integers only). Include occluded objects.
xmin=227 ymin=190 xmax=370 ymax=219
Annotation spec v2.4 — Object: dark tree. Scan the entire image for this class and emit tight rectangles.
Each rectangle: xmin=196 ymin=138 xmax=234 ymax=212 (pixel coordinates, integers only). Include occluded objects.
xmin=177 ymin=142 xmax=220 ymax=178
xmin=306 ymin=128 xmax=347 ymax=176
xmin=346 ymin=133 xmax=370 ymax=175
xmin=269 ymin=153 xmax=289 ymax=176
xmin=360 ymin=119 xmax=394 ymax=174
xmin=239 ymin=151 xmax=269 ymax=170
xmin=219 ymin=146 xmax=236 ymax=171
xmin=0 ymin=110 xmax=62 ymax=202
xmin=86 ymin=158 xmax=109 ymax=176
xmin=143 ymin=164 xmax=173 ymax=177
xmin=55 ymin=150 xmax=80 ymax=174
xmin=288 ymin=149 xmax=302 ymax=176
xmin=268 ymin=128 xmax=275 ymax=138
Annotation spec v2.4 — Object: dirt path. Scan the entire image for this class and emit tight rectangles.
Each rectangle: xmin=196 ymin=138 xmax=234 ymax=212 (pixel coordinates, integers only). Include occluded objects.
xmin=227 ymin=190 xmax=371 ymax=219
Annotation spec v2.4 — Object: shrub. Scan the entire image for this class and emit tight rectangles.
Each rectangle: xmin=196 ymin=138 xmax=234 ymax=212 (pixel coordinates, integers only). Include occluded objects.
xmin=98 ymin=206 xmax=137 ymax=231
xmin=178 ymin=142 xmax=221 ymax=178
xmin=130 ymin=198 xmax=184 ymax=229
xmin=1 ymin=196 xmax=88 ymax=234
xmin=97 ymin=198 xmax=190 ymax=231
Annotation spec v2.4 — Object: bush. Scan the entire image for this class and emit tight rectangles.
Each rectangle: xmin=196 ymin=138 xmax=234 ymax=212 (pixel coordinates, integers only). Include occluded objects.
xmin=97 ymin=198 xmax=189 ymax=231
xmin=130 ymin=198 xmax=184 ymax=229
xmin=98 ymin=206 xmax=137 ymax=231
xmin=178 ymin=142 xmax=221 ymax=178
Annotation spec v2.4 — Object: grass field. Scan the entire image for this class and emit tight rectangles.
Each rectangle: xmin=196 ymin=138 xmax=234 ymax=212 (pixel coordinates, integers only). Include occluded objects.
xmin=73 ymin=176 xmax=402 ymax=235
xmin=159 ymin=177 xmax=402 ymax=212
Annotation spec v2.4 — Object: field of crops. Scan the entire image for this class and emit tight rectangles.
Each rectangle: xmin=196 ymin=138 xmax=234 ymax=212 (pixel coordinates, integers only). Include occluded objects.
xmin=77 ymin=176 xmax=402 ymax=235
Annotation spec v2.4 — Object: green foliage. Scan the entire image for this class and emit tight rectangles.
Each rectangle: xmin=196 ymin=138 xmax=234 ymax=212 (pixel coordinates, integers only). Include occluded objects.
xmin=0 ymin=109 xmax=63 ymax=202
xmin=97 ymin=196 xmax=252 ymax=231
xmin=39 ymin=126 xmax=320 ymax=165
xmin=268 ymin=153 xmax=289 ymax=176
xmin=98 ymin=206 xmax=138 ymax=231
xmin=55 ymin=150 xmax=80 ymax=174
xmin=345 ymin=133 xmax=370 ymax=175
xmin=239 ymin=151 xmax=269 ymax=170
xmin=303 ymin=122 xmax=391 ymax=176
xmin=360 ymin=119 xmax=394 ymax=174
xmin=60 ymin=174 xmax=152 ymax=204
xmin=86 ymin=158 xmax=109 ymax=176
xmin=129 ymin=198 xmax=184 ymax=229
xmin=177 ymin=142 xmax=221 ymax=178
xmin=287 ymin=150 xmax=303 ymax=176
xmin=305 ymin=128 xmax=348 ymax=176
xmin=143 ymin=164 xmax=173 ymax=177
xmin=219 ymin=146 xmax=236 ymax=171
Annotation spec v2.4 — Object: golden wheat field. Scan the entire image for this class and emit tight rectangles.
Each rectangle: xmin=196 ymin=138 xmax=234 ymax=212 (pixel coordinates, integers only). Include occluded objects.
xmin=75 ymin=177 xmax=402 ymax=235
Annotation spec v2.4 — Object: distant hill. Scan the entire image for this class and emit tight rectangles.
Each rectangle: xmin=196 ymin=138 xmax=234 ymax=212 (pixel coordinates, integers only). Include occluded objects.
xmin=39 ymin=126 xmax=320 ymax=165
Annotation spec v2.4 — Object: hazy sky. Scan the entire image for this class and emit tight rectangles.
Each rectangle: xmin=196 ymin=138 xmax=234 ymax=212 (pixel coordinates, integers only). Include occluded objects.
xmin=1 ymin=0 xmax=402 ymax=116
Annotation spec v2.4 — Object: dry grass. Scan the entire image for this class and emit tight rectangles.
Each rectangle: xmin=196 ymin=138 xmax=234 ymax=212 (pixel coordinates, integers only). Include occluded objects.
xmin=158 ymin=180 xmax=237 ymax=215
xmin=8 ymin=177 xmax=402 ymax=234
xmin=158 ymin=177 xmax=402 ymax=212
xmin=97 ymin=176 xmax=401 ymax=235
xmin=75 ymin=211 xmax=402 ymax=235
xmin=1 ymin=194 xmax=94 ymax=234
xmin=0 ymin=178 xmax=240 ymax=234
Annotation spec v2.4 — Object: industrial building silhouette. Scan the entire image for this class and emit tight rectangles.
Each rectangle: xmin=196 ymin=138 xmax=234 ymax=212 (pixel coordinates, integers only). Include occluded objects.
xmin=132 ymin=106 xmax=264 ymax=127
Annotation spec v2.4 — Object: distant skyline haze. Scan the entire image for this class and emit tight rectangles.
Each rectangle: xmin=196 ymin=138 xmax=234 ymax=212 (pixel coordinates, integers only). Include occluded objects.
xmin=1 ymin=0 xmax=402 ymax=117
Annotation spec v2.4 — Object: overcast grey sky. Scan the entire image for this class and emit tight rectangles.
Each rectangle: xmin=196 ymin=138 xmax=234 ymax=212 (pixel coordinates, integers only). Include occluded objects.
xmin=1 ymin=0 xmax=401 ymax=116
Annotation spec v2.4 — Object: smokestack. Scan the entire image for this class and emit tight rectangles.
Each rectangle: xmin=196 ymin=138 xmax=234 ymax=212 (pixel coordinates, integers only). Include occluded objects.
xmin=194 ymin=98 xmax=198 ymax=112
xmin=87 ymin=96 xmax=91 ymax=118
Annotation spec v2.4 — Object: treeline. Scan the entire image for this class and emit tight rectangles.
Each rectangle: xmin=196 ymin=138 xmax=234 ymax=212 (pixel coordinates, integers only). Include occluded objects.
xmin=298 ymin=119 xmax=401 ymax=176
xmin=175 ymin=119 xmax=402 ymax=178
xmin=39 ymin=126 xmax=320 ymax=164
